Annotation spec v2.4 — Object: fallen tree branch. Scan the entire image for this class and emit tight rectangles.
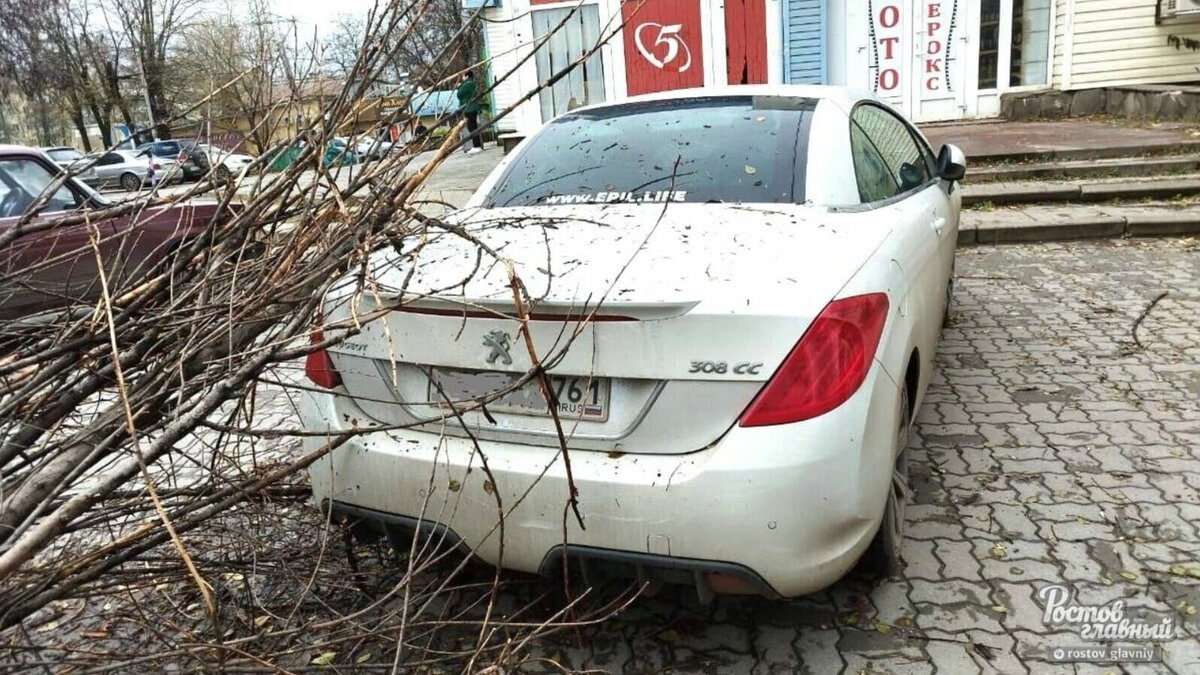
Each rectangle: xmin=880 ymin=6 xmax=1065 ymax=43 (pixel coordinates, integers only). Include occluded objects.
xmin=1132 ymin=290 xmax=1169 ymax=349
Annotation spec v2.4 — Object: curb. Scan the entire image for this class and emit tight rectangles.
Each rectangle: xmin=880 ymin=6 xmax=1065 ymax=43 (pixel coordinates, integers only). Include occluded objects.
xmin=962 ymin=139 xmax=1200 ymax=165
xmin=959 ymin=213 xmax=1200 ymax=245
xmin=968 ymin=154 xmax=1200 ymax=183
xmin=963 ymin=178 xmax=1200 ymax=207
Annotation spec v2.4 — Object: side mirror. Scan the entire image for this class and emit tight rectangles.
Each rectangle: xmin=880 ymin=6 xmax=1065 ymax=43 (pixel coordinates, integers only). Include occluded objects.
xmin=937 ymin=144 xmax=967 ymax=183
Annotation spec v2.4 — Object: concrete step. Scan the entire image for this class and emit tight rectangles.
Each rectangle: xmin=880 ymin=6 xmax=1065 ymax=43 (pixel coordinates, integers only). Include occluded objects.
xmin=972 ymin=139 xmax=1200 ymax=165
xmin=962 ymin=175 xmax=1200 ymax=208
xmin=923 ymin=120 xmax=1200 ymax=166
xmin=968 ymin=154 xmax=1200 ymax=183
xmin=959 ymin=203 xmax=1200 ymax=246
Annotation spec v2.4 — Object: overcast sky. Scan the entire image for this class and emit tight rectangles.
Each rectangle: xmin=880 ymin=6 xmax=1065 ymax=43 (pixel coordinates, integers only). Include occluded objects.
xmin=270 ymin=0 xmax=379 ymax=37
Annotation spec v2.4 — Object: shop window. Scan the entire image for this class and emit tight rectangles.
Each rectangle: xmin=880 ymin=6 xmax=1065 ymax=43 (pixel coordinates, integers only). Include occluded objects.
xmin=979 ymin=0 xmax=1051 ymax=90
xmin=1010 ymin=0 xmax=1051 ymax=86
xmin=978 ymin=0 xmax=1001 ymax=90
xmin=531 ymin=6 xmax=607 ymax=123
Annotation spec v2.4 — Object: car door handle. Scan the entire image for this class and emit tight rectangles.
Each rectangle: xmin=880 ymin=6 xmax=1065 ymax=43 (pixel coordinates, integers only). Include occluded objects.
xmin=932 ymin=217 xmax=946 ymax=236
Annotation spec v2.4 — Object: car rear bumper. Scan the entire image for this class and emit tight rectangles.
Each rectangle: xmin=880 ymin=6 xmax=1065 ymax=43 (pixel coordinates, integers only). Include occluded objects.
xmin=300 ymin=364 xmax=902 ymax=598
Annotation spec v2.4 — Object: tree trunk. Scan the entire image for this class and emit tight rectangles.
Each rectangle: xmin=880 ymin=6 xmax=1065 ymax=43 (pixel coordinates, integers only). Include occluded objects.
xmin=34 ymin=93 xmax=55 ymax=146
xmin=104 ymin=60 xmax=137 ymax=132
xmin=87 ymin=100 xmax=112 ymax=148
xmin=70 ymin=106 xmax=92 ymax=153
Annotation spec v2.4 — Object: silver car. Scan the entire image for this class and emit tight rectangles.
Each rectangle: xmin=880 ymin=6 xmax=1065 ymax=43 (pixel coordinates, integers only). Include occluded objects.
xmin=86 ymin=150 xmax=179 ymax=191
xmin=41 ymin=146 xmax=98 ymax=184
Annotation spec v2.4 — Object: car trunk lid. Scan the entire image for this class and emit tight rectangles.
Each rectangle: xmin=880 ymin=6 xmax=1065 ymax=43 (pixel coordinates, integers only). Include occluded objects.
xmin=324 ymin=204 xmax=891 ymax=454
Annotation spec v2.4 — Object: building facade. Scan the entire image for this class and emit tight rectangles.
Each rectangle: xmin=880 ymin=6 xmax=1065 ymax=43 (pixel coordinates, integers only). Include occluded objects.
xmin=471 ymin=0 xmax=1200 ymax=138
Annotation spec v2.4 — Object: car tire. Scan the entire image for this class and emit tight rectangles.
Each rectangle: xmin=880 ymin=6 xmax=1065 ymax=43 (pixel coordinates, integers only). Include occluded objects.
xmin=861 ymin=384 xmax=911 ymax=579
xmin=120 ymin=172 xmax=141 ymax=192
xmin=215 ymin=165 xmax=231 ymax=181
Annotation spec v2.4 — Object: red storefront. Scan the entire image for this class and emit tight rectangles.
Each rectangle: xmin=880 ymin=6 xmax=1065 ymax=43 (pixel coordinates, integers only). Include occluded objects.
xmin=475 ymin=0 xmax=786 ymax=141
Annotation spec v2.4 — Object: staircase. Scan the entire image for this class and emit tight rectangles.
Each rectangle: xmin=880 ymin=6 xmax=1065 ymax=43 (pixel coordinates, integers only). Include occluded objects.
xmin=929 ymin=123 xmax=1200 ymax=245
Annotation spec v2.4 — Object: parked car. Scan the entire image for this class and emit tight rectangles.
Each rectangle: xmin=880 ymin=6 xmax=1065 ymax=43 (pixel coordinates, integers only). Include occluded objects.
xmin=324 ymin=138 xmax=361 ymax=168
xmin=84 ymin=150 xmax=180 ymax=192
xmin=135 ymin=139 xmax=211 ymax=181
xmin=262 ymin=140 xmax=360 ymax=172
xmin=199 ymin=144 xmax=255 ymax=180
xmin=339 ymin=135 xmax=398 ymax=161
xmin=41 ymin=146 xmax=84 ymax=169
xmin=40 ymin=146 xmax=98 ymax=184
xmin=299 ymin=86 xmax=966 ymax=600
xmin=0 ymin=145 xmax=226 ymax=321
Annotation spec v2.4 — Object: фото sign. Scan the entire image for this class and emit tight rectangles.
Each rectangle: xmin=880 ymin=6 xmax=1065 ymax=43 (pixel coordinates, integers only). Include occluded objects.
xmin=870 ymin=1 xmax=904 ymax=102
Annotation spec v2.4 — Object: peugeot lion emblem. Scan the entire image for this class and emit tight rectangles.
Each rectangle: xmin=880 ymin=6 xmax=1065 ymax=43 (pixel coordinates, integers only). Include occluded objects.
xmin=483 ymin=329 xmax=513 ymax=365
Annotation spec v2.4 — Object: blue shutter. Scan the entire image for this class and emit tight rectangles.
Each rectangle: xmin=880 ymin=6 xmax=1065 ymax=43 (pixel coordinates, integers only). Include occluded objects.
xmin=784 ymin=0 xmax=826 ymax=84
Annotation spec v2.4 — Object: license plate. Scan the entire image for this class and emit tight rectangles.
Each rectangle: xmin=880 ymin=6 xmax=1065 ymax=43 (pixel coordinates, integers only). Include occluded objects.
xmin=427 ymin=368 xmax=610 ymax=422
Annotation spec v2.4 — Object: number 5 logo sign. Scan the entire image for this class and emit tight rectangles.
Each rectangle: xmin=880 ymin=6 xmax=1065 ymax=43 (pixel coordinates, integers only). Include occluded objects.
xmin=634 ymin=22 xmax=692 ymax=72
xmin=621 ymin=0 xmax=705 ymax=96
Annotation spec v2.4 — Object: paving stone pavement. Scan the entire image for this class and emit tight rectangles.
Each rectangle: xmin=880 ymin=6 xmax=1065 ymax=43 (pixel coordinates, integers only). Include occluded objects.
xmin=163 ymin=236 xmax=1196 ymax=673
xmin=512 ymin=237 xmax=1199 ymax=674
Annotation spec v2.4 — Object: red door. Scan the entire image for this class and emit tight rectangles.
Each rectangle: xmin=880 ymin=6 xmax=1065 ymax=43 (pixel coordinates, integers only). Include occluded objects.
xmin=724 ymin=0 xmax=767 ymax=84
xmin=621 ymin=0 xmax=705 ymax=96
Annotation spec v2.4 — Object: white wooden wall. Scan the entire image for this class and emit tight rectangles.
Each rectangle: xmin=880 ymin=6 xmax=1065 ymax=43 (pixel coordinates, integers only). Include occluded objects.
xmin=1055 ymin=0 xmax=1200 ymax=90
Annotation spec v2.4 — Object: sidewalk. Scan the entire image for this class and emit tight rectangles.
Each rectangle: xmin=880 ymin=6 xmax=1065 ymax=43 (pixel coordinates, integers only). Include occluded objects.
xmin=922 ymin=119 xmax=1200 ymax=163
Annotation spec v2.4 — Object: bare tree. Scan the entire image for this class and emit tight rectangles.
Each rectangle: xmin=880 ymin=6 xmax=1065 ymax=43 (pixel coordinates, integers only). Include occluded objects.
xmin=46 ymin=1 xmax=121 ymax=150
xmin=176 ymin=0 xmax=291 ymax=152
xmin=113 ymin=0 xmax=208 ymax=140
xmin=325 ymin=0 xmax=482 ymax=89
xmin=0 ymin=0 xmax=630 ymax=669
xmin=0 ymin=0 xmax=78 ymax=145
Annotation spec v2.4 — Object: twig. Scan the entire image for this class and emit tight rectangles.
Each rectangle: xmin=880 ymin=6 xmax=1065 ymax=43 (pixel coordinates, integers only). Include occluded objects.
xmin=1132 ymin=290 xmax=1169 ymax=349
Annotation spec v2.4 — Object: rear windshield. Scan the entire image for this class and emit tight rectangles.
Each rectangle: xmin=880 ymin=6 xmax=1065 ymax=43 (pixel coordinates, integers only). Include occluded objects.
xmin=147 ymin=141 xmax=194 ymax=156
xmin=46 ymin=148 xmax=82 ymax=162
xmin=484 ymin=96 xmax=815 ymax=207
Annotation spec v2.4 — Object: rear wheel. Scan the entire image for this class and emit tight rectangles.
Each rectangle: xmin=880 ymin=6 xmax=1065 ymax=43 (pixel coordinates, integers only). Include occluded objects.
xmin=215 ymin=164 xmax=231 ymax=181
xmin=119 ymin=172 xmax=141 ymax=192
xmin=862 ymin=384 xmax=911 ymax=578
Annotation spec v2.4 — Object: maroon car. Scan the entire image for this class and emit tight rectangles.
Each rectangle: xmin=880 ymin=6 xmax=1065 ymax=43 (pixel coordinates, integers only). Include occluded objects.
xmin=0 ymin=145 xmax=225 ymax=322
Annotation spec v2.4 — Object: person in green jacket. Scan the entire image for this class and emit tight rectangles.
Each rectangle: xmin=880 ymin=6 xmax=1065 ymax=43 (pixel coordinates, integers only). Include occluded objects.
xmin=456 ymin=70 xmax=484 ymax=154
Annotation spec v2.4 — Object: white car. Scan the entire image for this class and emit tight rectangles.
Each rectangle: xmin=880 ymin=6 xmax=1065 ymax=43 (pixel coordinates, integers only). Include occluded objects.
xmin=199 ymin=144 xmax=255 ymax=180
xmin=299 ymin=86 xmax=965 ymax=599
xmin=338 ymin=135 xmax=398 ymax=161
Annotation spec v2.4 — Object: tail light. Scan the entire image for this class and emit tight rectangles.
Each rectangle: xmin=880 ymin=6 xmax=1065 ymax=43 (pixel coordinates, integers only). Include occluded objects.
xmin=176 ymin=152 xmax=188 ymax=162
xmin=305 ymin=328 xmax=342 ymax=389
xmin=739 ymin=293 xmax=889 ymax=427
